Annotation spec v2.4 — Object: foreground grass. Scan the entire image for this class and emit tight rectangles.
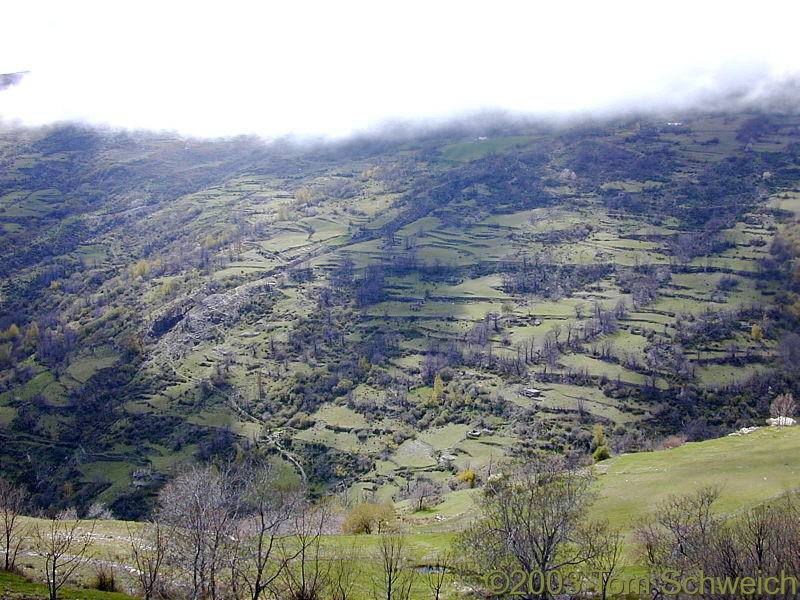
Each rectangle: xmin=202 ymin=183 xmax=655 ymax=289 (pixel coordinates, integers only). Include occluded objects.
xmin=0 ymin=570 xmax=135 ymax=600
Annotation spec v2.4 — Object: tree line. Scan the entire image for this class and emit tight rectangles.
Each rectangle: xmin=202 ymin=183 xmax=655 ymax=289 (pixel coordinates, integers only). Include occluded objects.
xmin=5 ymin=445 xmax=800 ymax=600
xmin=1 ymin=457 xmax=443 ymax=600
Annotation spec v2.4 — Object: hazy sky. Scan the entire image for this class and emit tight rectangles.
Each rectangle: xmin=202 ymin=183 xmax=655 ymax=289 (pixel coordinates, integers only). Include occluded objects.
xmin=2 ymin=0 xmax=799 ymax=139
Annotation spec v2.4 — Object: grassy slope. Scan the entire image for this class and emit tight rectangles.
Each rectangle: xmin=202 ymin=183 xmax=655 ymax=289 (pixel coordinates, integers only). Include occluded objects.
xmin=0 ymin=570 xmax=135 ymax=600
xmin=592 ymin=426 xmax=800 ymax=528
xmin=399 ymin=425 xmax=800 ymax=536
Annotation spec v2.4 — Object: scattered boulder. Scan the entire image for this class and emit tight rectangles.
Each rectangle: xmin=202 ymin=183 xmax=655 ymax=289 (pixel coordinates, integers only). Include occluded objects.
xmin=766 ymin=416 xmax=796 ymax=427
xmin=728 ymin=426 xmax=759 ymax=437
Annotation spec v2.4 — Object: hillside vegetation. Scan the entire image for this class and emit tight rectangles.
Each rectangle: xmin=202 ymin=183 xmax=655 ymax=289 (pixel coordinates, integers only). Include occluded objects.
xmin=1 ymin=114 xmax=800 ymax=518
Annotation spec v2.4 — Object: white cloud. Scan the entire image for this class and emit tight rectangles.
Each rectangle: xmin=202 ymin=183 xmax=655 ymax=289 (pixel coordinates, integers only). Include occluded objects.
xmin=2 ymin=0 xmax=799 ymax=138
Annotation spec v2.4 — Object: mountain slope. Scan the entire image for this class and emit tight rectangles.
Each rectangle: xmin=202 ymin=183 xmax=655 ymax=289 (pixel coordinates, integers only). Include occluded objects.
xmin=1 ymin=114 xmax=800 ymax=517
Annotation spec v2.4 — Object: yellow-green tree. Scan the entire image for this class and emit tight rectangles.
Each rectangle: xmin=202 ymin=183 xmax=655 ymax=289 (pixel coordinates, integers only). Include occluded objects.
xmin=358 ymin=356 xmax=371 ymax=375
xmin=129 ymin=259 xmax=150 ymax=278
xmin=591 ymin=424 xmax=610 ymax=462
xmin=294 ymin=188 xmax=313 ymax=203
xmin=751 ymin=324 xmax=763 ymax=341
xmin=455 ymin=468 xmax=476 ymax=488
xmin=430 ymin=374 xmax=444 ymax=405
xmin=123 ymin=333 xmax=142 ymax=356
xmin=0 ymin=324 xmax=19 ymax=342
xmin=342 ymin=503 xmax=396 ymax=534
xmin=24 ymin=322 xmax=39 ymax=349
xmin=591 ymin=424 xmax=606 ymax=449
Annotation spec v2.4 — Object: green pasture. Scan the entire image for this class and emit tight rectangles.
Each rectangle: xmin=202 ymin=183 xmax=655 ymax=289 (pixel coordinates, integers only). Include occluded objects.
xmin=559 ymin=353 xmax=649 ymax=386
xmin=312 ymin=404 xmax=369 ymax=429
xmin=592 ymin=426 xmax=800 ymax=530
xmin=66 ymin=348 xmax=120 ymax=383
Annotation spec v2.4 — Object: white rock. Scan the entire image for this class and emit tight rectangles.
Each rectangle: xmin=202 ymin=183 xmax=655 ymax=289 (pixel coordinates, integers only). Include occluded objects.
xmin=728 ymin=426 xmax=759 ymax=436
xmin=766 ymin=416 xmax=796 ymax=427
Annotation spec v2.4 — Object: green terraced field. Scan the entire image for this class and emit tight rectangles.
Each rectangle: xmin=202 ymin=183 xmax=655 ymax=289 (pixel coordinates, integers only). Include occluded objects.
xmin=1 ymin=112 xmax=799 ymax=531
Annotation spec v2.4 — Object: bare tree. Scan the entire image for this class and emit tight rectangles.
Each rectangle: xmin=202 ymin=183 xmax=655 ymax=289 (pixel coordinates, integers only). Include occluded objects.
xmin=0 ymin=478 xmax=28 ymax=571
xmin=157 ymin=465 xmax=239 ymax=600
xmin=459 ymin=454 xmax=599 ymax=600
xmin=373 ymin=532 xmax=415 ymax=600
xmin=402 ymin=477 xmax=440 ymax=512
xmin=551 ymin=324 xmax=562 ymax=347
xmin=637 ymin=488 xmax=800 ymax=600
xmin=31 ymin=513 xmax=95 ymax=600
xmin=423 ymin=551 xmax=451 ymax=600
xmin=771 ymin=393 xmax=796 ymax=418
xmin=574 ymin=302 xmax=585 ymax=319
xmin=779 ymin=332 xmax=800 ymax=376
xmin=541 ymin=334 xmax=560 ymax=371
xmin=635 ymin=487 xmax=720 ymax=595
xmin=582 ymin=521 xmax=626 ymax=600
xmin=232 ymin=458 xmax=304 ymax=600
xmin=127 ymin=520 xmax=174 ymax=600
xmin=277 ymin=500 xmax=330 ymax=600
xmin=329 ymin=539 xmax=361 ymax=600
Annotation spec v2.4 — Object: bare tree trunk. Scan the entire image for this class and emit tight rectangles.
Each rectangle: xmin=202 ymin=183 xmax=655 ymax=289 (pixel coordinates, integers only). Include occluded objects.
xmin=373 ymin=532 xmax=415 ymax=600
xmin=157 ymin=465 xmax=239 ymax=600
xmin=127 ymin=520 xmax=174 ymax=600
xmin=0 ymin=478 xmax=28 ymax=572
xmin=31 ymin=513 xmax=95 ymax=600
